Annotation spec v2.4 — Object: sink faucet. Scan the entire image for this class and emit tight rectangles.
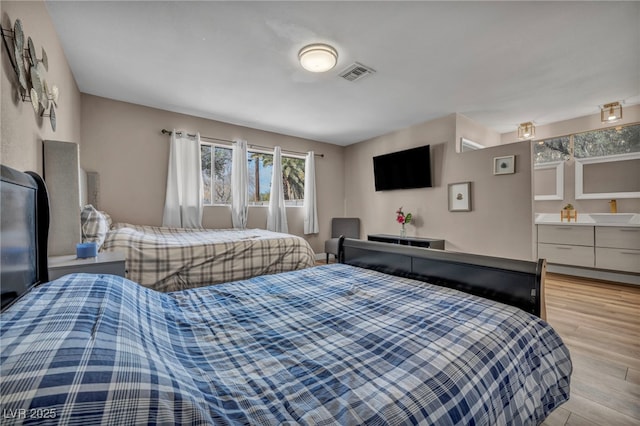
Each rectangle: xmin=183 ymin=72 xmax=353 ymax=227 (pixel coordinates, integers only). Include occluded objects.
xmin=609 ymin=199 xmax=617 ymax=213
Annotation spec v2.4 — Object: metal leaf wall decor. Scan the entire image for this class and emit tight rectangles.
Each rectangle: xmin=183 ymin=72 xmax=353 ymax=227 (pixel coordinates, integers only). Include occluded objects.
xmin=1 ymin=18 xmax=59 ymax=131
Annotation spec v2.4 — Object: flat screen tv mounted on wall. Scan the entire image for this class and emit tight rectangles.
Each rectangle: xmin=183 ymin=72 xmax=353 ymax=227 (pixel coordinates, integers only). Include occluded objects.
xmin=373 ymin=145 xmax=432 ymax=191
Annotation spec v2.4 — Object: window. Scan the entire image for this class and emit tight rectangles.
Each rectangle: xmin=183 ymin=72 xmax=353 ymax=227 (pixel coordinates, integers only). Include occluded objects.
xmin=201 ymin=144 xmax=305 ymax=206
xmin=201 ymin=144 xmax=232 ymax=205
xmin=247 ymin=152 xmax=273 ymax=204
xmin=247 ymin=151 xmax=305 ymax=206
xmin=281 ymin=156 xmax=306 ymax=205
xmin=534 ymin=136 xmax=571 ymax=165
xmin=574 ymin=123 xmax=640 ymax=159
xmin=534 ymin=123 xmax=640 ymax=164
xmin=532 ymin=123 xmax=640 ymax=200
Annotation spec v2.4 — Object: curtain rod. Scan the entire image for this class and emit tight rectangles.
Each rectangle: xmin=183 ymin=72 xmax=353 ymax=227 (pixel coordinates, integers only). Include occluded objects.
xmin=161 ymin=129 xmax=324 ymax=158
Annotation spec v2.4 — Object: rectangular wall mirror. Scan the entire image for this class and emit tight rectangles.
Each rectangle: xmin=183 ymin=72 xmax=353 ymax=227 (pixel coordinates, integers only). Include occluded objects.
xmin=534 ymin=161 xmax=564 ymax=201
xmin=575 ymin=154 xmax=640 ymax=199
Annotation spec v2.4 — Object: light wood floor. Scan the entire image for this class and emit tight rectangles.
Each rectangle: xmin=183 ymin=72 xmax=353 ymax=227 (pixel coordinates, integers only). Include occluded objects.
xmin=542 ymin=273 xmax=640 ymax=426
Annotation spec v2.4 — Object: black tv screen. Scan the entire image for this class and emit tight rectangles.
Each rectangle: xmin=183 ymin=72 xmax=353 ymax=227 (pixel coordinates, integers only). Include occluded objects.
xmin=373 ymin=145 xmax=432 ymax=191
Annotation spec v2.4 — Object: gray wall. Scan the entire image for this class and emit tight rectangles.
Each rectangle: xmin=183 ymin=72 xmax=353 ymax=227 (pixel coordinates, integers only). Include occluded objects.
xmin=1 ymin=1 xmax=82 ymax=256
xmin=504 ymin=104 xmax=640 ymax=214
xmin=0 ymin=0 xmax=81 ymax=174
xmin=80 ymin=94 xmax=345 ymax=254
xmin=3 ymin=1 xmax=635 ymax=262
xmin=344 ymin=114 xmax=535 ymax=261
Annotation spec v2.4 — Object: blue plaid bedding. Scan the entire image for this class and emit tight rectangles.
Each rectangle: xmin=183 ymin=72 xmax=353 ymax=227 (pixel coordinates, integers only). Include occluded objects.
xmin=0 ymin=264 xmax=571 ymax=425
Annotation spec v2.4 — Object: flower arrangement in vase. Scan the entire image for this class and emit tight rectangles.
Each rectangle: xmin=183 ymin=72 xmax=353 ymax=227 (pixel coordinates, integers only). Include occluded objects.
xmin=396 ymin=207 xmax=412 ymax=237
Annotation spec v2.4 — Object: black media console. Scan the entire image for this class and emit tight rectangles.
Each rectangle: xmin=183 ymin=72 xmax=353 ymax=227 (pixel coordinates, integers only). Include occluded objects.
xmin=367 ymin=234 xmax=445 ymax=250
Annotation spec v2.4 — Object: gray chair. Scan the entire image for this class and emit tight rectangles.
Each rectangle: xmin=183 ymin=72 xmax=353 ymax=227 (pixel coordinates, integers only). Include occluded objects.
xmin=325 ymin=218 xmax=360 ymax=263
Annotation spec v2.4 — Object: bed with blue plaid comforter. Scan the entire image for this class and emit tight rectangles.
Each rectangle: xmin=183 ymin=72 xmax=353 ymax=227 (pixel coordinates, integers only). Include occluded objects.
xmin=0 ymin=264 xmax=571 ymax=425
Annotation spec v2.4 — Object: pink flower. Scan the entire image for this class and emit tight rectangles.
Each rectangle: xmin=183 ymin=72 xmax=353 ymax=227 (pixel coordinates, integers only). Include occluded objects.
xmin=395 ymin=207 xmax=412 ymax=225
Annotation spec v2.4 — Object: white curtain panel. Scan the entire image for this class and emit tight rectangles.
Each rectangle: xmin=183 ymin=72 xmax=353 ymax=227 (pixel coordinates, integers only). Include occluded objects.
xmin=231 ymin=139 xmax=249 ymax=229
xmin=267 ymin=146 xmax=288 ymax=233
xmin=303 ymin=151 xmax=319 ymax=234
xmin=162 ymin=130 xmax=203 ymax=228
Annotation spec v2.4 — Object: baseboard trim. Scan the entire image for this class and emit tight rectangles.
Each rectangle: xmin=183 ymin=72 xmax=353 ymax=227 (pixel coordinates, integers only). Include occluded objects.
xmin=547 ymin=264 xmax=640 ymax=285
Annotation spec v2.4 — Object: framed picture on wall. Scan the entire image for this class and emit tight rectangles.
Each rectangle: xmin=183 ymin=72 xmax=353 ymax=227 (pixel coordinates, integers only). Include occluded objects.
xmin=493 ymin=155 xmax=515 ymax=175
xmin=448 ymin=182 xmax=471 ymax=212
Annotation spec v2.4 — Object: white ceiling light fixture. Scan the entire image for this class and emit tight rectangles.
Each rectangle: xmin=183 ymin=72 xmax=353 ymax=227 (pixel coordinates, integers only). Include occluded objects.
xmin=517 ymin=122 xmax=536 ymax=140
xmin=601 ymin=101 xmax=622 ymax=123
xmin=298 ymin=43 xmax=338 ymax=73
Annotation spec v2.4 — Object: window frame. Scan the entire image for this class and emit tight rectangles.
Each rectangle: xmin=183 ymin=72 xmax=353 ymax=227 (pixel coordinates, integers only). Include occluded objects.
xmin=279 ymin=152 xmax=306 ymax=208
xmin=533 ymin=136 xmax=571 ymax=165
xmin=246 ymin=148 xmax=273 ymax=207
xmin=201 ymin=142 xmax=233 ymax=207
xmin=572 ymin=122 xmax=640 ymax=160
xmin=200 ymin=143 xmax=306 ymax=207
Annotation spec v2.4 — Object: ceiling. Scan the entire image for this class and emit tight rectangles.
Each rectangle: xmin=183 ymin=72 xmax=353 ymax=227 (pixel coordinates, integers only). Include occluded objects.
xmin=45 ymin=1 xmax=640 ymax=146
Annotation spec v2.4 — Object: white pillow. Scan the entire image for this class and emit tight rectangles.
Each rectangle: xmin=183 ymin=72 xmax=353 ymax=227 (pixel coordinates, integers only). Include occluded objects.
xmin=80 ymin=205 xmax=109 ymax=248
xmin=100 ymin=211 xmax=113 ymax=230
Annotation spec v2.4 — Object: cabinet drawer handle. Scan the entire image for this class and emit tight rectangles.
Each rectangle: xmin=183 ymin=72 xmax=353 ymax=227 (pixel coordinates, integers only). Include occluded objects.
xmin=620 ymin=251 xmax=640 ymax=255
xmin=555 ymin=246 xmax=573 ymax=250
xmin=555 ymin=227 xmax=574 ymax=230
xmin=619 ymin=229 xmax=639 ymax=232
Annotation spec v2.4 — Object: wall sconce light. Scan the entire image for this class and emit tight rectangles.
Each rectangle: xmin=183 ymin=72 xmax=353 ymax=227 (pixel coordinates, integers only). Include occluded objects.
xmin=298 ymin=43 xmax=338 ymax=73
xmin=517 ymin=122 xmax=535 ymax=140
xmin=601 ymin=102 xmax=622 ymax=123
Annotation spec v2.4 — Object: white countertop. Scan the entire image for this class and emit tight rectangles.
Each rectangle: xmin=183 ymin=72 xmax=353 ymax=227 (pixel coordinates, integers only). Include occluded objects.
xmin=535 ymin=213 xmax=640 ymax=227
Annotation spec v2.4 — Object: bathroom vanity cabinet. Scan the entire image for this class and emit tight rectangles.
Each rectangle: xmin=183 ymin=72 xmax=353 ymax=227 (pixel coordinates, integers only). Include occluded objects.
xmin=537 ymin=224 xmax=640 ymax=274
xmin=595 ymin=227 xmax=640 ymax=273
xmin=537 ymin=225 xmax=595 ymax=268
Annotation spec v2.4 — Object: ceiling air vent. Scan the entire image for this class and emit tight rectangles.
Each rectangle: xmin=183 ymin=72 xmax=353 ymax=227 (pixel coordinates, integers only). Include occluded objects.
xmin=339 ymin=62 xmax=376 ymax=82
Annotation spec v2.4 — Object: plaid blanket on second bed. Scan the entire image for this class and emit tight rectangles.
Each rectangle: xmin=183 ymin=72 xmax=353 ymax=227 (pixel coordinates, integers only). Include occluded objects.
xmin=101 ymin=224 xmax=316 ymax=291
xmin=1 ymin=264 xmax=571 ymax=425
